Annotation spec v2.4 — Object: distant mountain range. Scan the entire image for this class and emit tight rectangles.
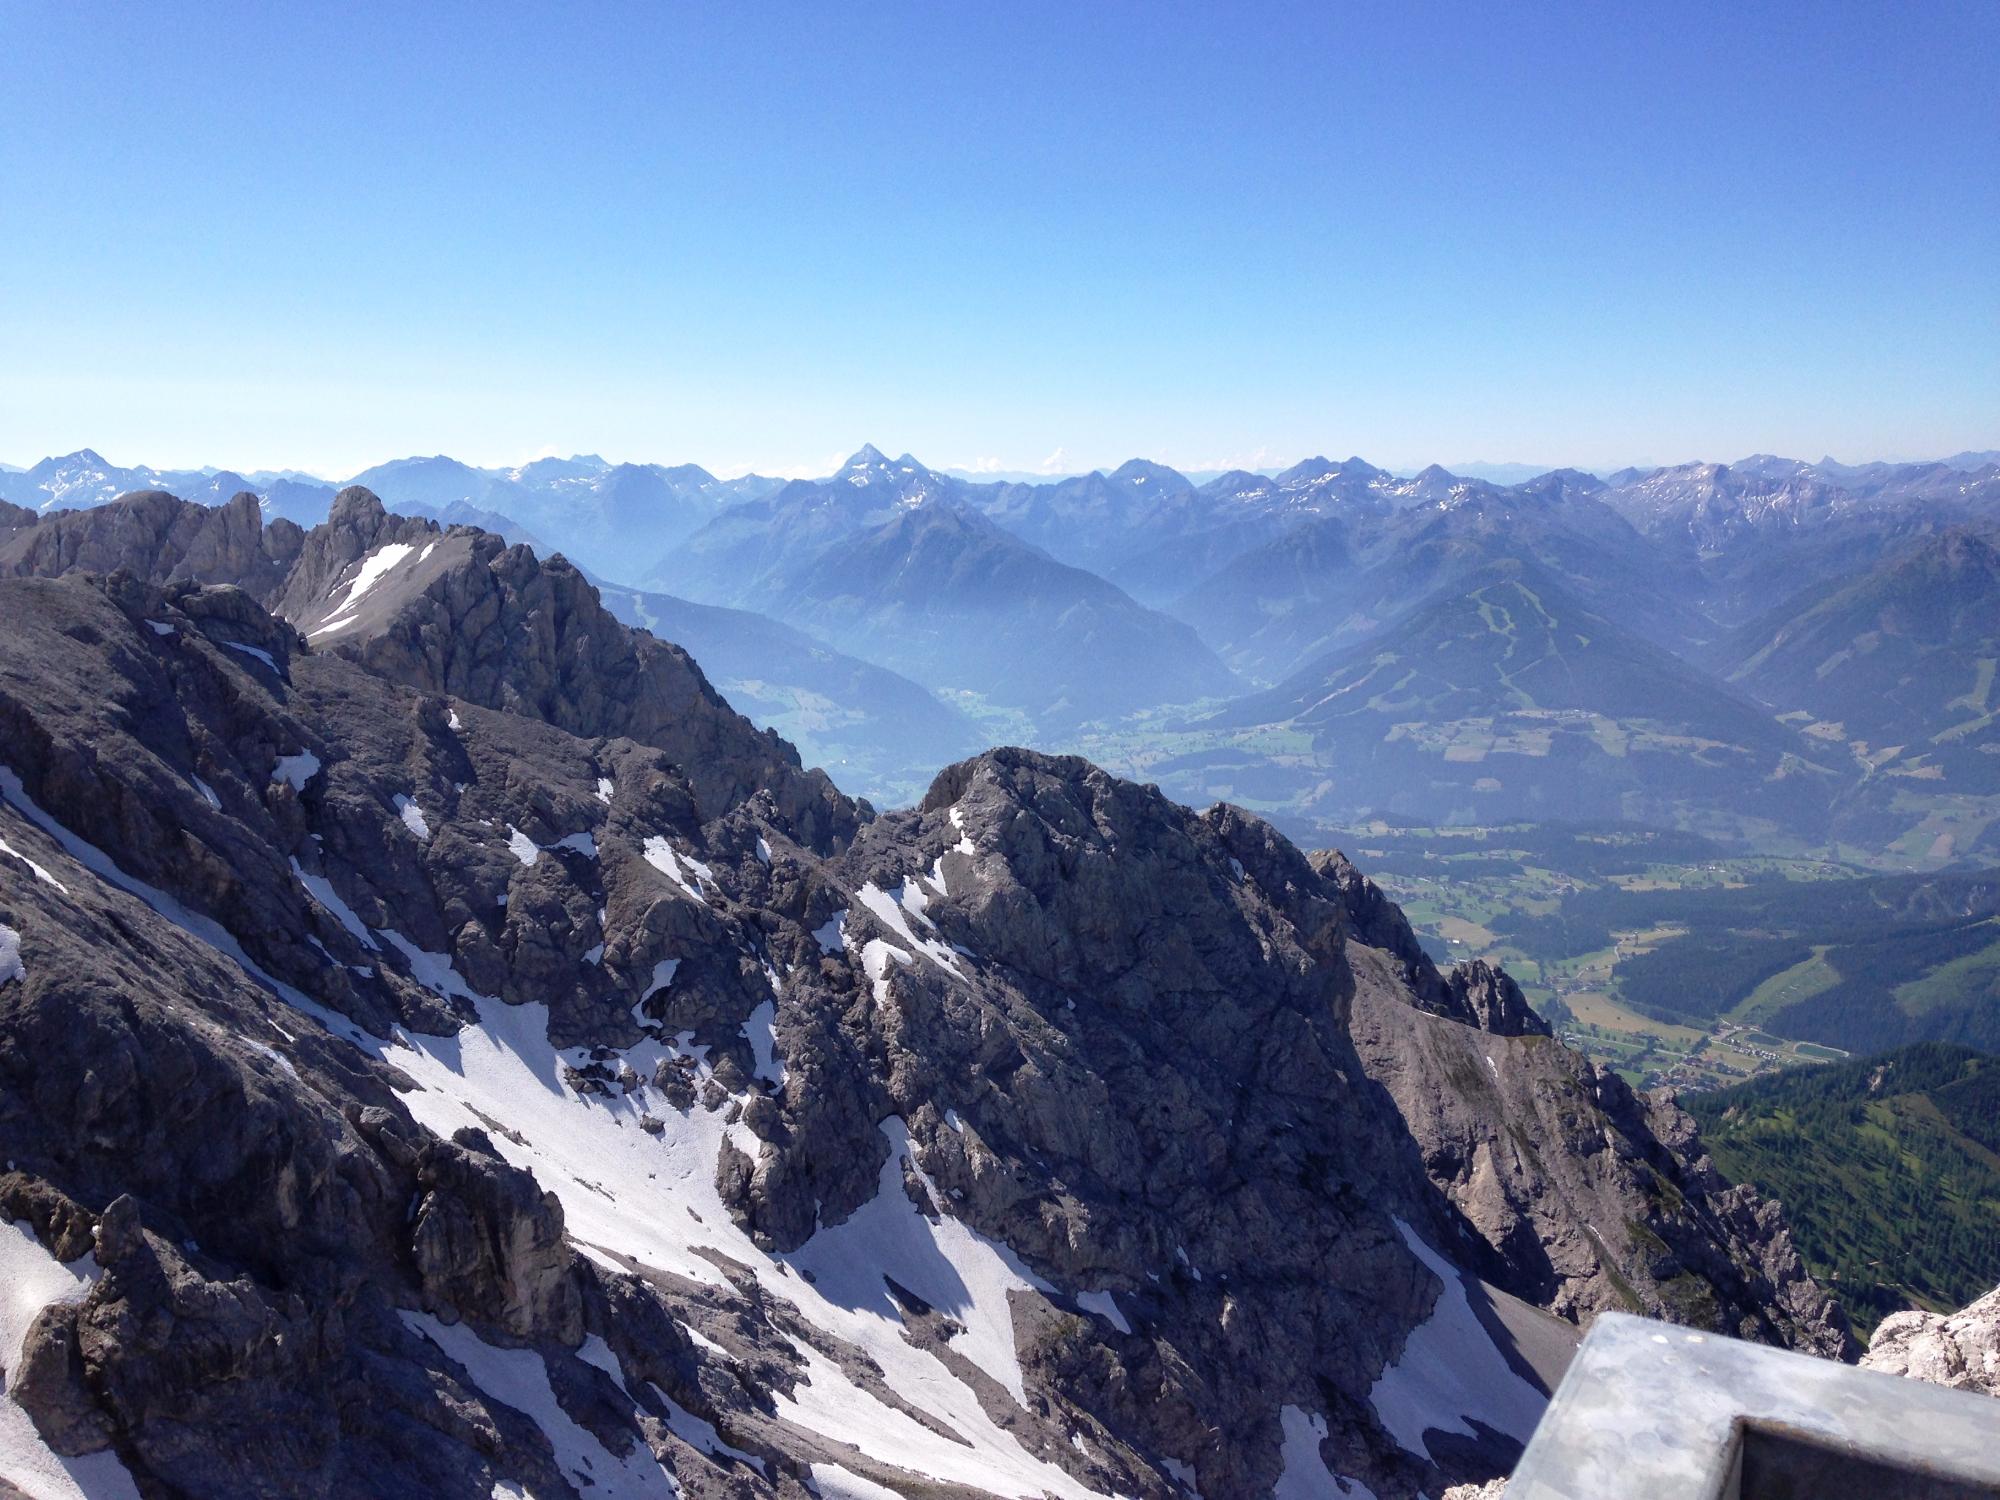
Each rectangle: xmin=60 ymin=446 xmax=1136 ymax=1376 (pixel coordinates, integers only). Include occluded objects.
xmin=5 ymin=442 xmax=1997 ymax=861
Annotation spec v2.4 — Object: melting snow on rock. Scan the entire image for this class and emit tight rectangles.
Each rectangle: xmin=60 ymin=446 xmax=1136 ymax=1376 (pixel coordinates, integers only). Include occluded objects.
xmin=312 ymin=541 xmax=417 ymax=637
xmin=1 ymin=1220 xmax=142 ymax=1500
xmin=394 ymin=794 xmax=431 ymax=841
xmin=1366 ymin=1218 xmax=1547 ymax=1461
xmin=272 ymin=751 xmax=320 ymax=791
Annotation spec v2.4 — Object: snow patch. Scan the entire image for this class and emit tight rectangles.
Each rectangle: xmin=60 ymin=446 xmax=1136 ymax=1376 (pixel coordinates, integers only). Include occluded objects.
xmin=1274 ymin=1406 xmax=1376 ymax=1500
xmin=2 ymin=1219 xmax=141 ymax=1500
xmin=547 ymin=831 xmax=597 ymax=858
xmin=858 ymin=938 xmax=912 ymax=1003
xmin=291 ymin=858 xmax=381 ymax=951
xmin=0 ymin=837 xmax=68 ymax=894
xmin=506 ymin=826 xmax=540 ymax=866
xmin=640 ymin=959 xmax=680 ymax=1006
xmin=245 ymin=1038 xmax=300 ymax=1081
xmin=786 ymin=1118 xmax=1045 ymax=1404
xmin=394 ymin=794 xmax=430 ymax=841
xmin=596 ymin=777 xmax=615 ymax=804
xmin=378 ymin=929 xmax=489 ymax=1005
xmin=1367 ymin=1218 xmax=1547 ymax=1460
xmin=313 ymin=541 xmax=416 ymax=637
xmin=643 ymin=838 xmax=710 ymax=901
xmin=403 ymin=1312 xmax=680 ymax=1499
xmin=0 ymin=925 xmax=20 ymax=986
xmin=144 ymin=619 xmax=176 ymax=636
xmin=272 ymin=751 xmax=320 ymax=791
xmin=812 ymin=911 xmax=847 ymax=954
xmin=1075 ymin=1289 xmax=1131 ymax=1335
xmin=855 ymin=882 xmax=963 ymax=979
xmin=223 ymin=640 xmax=278 ymax=672
xmin=810 ymin=1466 xmax=903 ymax=1500
xmin=193 ymin=777 xmax=223 ymax=811
xmin=743 ymin=1000 xmax=785 ymax=1086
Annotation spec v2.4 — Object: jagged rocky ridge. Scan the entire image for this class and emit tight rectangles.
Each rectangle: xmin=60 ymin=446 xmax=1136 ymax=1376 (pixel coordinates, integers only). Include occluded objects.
xmin=0 ymin=492 xmax=1849 ymax=1499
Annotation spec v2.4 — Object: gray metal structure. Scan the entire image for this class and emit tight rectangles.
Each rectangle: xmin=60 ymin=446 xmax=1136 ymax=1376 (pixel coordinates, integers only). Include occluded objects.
xmin=1508 ymin=1312 xmax=2000 ymax=1499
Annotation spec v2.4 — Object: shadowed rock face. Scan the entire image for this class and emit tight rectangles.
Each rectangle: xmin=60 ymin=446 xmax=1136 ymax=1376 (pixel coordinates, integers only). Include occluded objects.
xmin=0 ymin=559 xmax=1848 ymax=1496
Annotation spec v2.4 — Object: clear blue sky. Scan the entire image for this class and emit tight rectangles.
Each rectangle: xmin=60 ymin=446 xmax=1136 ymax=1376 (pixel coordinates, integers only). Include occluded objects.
xmin=3 ymin=1 xmax=1995 ymax=477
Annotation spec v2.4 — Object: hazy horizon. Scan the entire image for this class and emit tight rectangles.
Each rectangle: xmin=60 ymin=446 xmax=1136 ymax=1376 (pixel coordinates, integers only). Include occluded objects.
xmin=7 ymin=439 xmax=1998 ymax=492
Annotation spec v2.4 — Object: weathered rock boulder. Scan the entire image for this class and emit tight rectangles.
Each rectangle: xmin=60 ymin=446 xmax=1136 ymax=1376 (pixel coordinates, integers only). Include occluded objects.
xmin=1862 ymin=1285 xmax=2000 ymax=1396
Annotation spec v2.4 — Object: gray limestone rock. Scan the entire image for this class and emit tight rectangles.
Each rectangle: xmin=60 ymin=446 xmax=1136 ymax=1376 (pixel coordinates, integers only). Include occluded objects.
xmin=1862 ymin=1286 xmax=2000 ymax=1396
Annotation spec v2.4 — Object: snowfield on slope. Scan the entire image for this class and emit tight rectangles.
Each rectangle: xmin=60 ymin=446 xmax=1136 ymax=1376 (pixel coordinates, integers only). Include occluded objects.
xmin=1 ymin=1221 xmax=142 ymax=1500
xmin=1368 ymin=1219 xmax=1548 ymax=1460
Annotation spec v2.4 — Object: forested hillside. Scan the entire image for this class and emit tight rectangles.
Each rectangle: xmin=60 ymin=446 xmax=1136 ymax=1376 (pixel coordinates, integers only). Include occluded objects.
xmin=1687 ymin=1044 xmax=2000 ymax=1333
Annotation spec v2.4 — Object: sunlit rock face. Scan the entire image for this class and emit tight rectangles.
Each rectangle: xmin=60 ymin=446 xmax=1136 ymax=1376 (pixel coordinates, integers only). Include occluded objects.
xmin=1863 ymin=1287 xmax=2000 ymax=1397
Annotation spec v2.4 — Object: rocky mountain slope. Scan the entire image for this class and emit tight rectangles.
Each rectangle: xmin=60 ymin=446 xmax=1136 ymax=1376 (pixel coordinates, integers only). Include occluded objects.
xmin=3 ymin=487 xmax=859 ymax=853
xmin=0 ymin=496 xmax=1850 ymax=1499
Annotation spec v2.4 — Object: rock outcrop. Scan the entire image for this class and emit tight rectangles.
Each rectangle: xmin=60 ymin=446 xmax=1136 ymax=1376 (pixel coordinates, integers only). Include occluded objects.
xmin=1862 ymin=1286 xmax=2000 ymax=1396
xmin=1331 ymin=854 xmax=1852 ymax=1357
xmin=0 ymin=487 xmax=303 ymax=597
xmin=277 ymin=489 xmax=863 ymax=850
xmin=2 ymin=486 xmax=862 ymax=851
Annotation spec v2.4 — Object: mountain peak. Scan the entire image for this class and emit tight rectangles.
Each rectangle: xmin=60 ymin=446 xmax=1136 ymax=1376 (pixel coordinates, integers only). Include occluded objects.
xmin=1276 ymin=456 xmax=1336 ymax=484
xmin=1107 ymin=458 xmax=1191 ymax=492
xmin=843 ymin=443 xmax=890 ymax=469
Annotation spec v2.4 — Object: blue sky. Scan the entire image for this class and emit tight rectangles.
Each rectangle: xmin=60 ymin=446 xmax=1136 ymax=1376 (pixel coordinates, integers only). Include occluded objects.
xmin=2 ymin=1 xmax=1994 ymax=477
